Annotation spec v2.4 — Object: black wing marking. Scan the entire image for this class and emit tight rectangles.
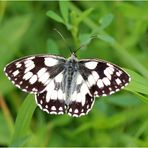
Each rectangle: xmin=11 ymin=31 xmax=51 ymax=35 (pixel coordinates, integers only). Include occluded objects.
xmin=4 ymin=55 xmax=66 ymax=94
xmin=79 ymin=59 xmax=131 ymax=97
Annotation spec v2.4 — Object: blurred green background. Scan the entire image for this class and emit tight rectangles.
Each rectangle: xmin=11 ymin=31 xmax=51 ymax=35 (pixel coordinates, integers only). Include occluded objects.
xmin=0 ymin=1 xmax=148 ymax=147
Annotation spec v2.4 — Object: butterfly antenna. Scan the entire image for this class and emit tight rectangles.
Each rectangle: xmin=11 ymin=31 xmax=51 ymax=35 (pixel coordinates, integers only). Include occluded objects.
xmin=74 ymin=44 xmax=86 ymax=54
xmin=74 ymin=34 xmax=98 ymax=54
xmin=53 ymin=28 xmax=73 ymax=54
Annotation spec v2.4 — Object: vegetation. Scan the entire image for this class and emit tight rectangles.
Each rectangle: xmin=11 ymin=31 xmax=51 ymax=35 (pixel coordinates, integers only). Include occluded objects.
xmin=0 ymin=1 xmax=148 ymax=147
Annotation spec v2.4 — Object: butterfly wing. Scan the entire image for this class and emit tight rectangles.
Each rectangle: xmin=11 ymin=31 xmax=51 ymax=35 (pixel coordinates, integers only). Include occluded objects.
xmin=4 ymin=55 xmax=66 ymax=94
xmin=35 ymin=71 xmax=67 ymax=115
xmin=65 ymin=59 xmax=131 ymax=117
xmin=35 ymin=91 xmax=66 ymax=115
xmin=67 ymin=73 xmax=95 ymax=117
xmin=78 ymin=59 xmax=131 ymax=97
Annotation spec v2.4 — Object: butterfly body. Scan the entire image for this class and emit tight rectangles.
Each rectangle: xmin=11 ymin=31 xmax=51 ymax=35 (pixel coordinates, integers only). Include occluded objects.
xmin=4 ymin=53 xmax=131 ymax=117
xmin=63 ymin=53 xmax=79 ymax=104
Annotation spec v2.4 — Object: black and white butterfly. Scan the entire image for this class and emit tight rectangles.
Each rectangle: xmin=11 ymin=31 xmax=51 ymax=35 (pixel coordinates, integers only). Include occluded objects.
xmin=4 ymin=52 xmax=131 ymax=117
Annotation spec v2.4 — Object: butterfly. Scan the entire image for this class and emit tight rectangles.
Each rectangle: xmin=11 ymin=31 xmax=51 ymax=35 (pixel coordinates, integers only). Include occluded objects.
xmin=4 ymin=52 xmax=131 ymax=117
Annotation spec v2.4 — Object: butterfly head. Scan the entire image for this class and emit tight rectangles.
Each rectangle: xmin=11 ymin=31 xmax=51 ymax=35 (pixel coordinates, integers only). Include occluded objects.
xmin=69 ymin=52 xmax=77 ymax=61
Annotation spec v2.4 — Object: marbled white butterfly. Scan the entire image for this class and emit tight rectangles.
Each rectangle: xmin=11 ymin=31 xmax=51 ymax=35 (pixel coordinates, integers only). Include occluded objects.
xmin=4 ymin=52 xmax=131 ymax=117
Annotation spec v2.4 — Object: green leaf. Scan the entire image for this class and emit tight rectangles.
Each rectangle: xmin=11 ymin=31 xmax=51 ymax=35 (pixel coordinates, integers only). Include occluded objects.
xmin=133 ymin=92 xmax=148 ymax=104
xmin=46 ymin=10 xmax=64 ymax=24
xmin=124 ymin=68 xmax=148 ymax=96
xmin=79 ymin=33 xmax=92 ymax=46
xmin=97 ymin=33 xmax=115 ymax=44
xmin=99 ymin=13 xmax=114 ymax=29
xmin=59 ymin=1 xmax=69 ymax=23
xmin=10 ymin=95 xmax=36 ymax=146
xmin=77 ymin=8 xmax=94 ymax=24
xmin=107 ymin=94 xmax=141 ymax=107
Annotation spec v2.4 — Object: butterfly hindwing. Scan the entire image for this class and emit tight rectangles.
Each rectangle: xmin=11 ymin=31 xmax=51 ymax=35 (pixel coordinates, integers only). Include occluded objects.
xmin=35 ymin=91 xmax=66 ymax=115
xmin=4 ymin=55 xmax=66 ymax=94
xmin=67 ymin=73 xmax=95 ymax=117
xmin=67 ymin=95 xmax=95 ymax=117
xmin=79 ymin=59 xmax=131 ymax=97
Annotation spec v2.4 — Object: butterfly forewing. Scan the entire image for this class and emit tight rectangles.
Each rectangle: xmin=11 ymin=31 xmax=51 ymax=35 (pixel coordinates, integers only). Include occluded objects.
xmin=4 ymin=55 xmax=66 ymax=93
xmin=79 ymin=59 xmax=131 ymax=97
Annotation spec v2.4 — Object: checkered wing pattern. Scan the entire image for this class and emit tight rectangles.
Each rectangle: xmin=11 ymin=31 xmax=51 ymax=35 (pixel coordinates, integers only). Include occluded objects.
xmin=35 ymin=71 xmax=66 ymax=115
xmin=79 ymin=59 xmax=131 ymax=97
xmin=66 ymin=59 xmax=131 ymax=117
xmin=4 ymin=55 xmax=66 ymax=93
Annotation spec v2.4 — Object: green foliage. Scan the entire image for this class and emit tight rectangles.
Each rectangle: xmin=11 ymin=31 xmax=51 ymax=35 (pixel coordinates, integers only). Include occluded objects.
xmin=47 ymin=10 xmax=65 ymax=24
xmin=10 ymin=95 xmax=36 ymax=146
xmin=99 ymin=13 xmax=114 ymax=29
xmin=0 ymin=1 xmax=148 ymax=147
xmin=59 ymin=1 xmax=69 ymax=24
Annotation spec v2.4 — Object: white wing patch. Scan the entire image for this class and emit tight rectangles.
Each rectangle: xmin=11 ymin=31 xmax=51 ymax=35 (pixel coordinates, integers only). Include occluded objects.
xmin=76 ymin=74 xmax=83 ymax=85
xmin=23 ymin=72 xmax=33 ymax=80
xmin=24 ymin=61 xmax=35 ymax=73
xmin=87 ymin=74 xmax=96 ymax=87
xmin=102 ymin=77 xmax=110 ymax=86
xmin=84 ymin=61 xmax=98 ymax=69
xmin=55 ymin=73 xmax=63 ymax=83
xmin=29 ymin=75 xmax=38 ymax=84
xmin=97 ymin=79 xmax=104 ymax=88
xmin=44 ymin=58 xmax=58 ymax=67
xmin=12 ymin=70 xmax=19 ymax=76
xmin=92 ymin=71 xmax=99 ymax=81
xmin=45 ymin=80 xmax=55 ymax=102
xmin=115 ymin=78 xmax=122 ymax=85
xmin=37 ymin=68 xmax=47 ymax=77
xmin=38 ymin=72 xmax=50 ymax=84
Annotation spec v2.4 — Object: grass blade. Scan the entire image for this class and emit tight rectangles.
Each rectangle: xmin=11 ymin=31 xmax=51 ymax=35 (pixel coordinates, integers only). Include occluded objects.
xmin=10 ymin=95 xmax=36 ymax=147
